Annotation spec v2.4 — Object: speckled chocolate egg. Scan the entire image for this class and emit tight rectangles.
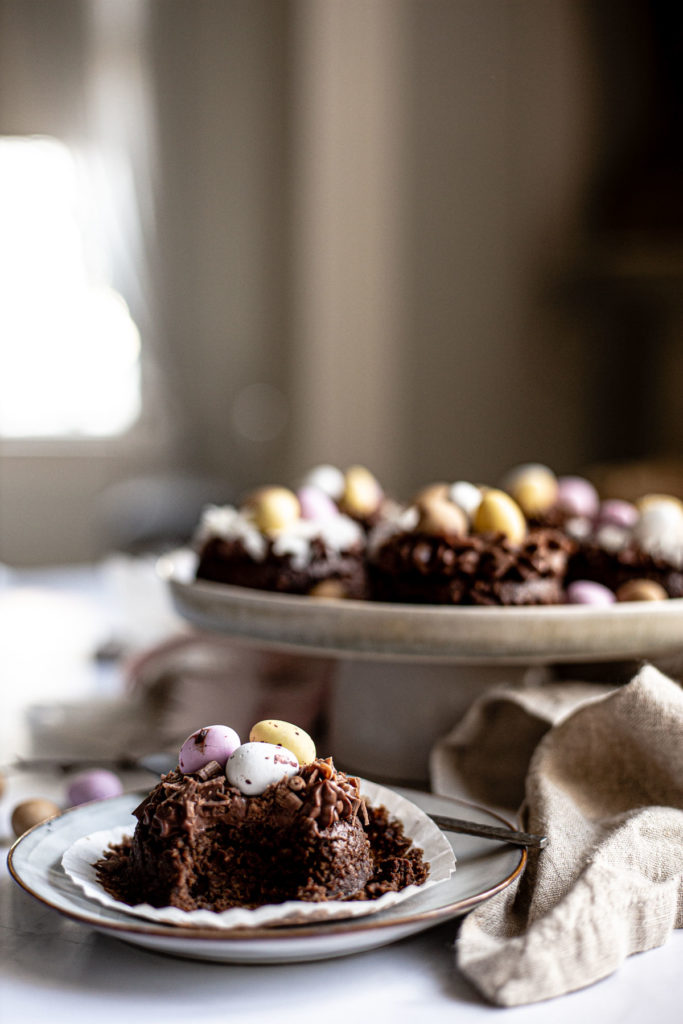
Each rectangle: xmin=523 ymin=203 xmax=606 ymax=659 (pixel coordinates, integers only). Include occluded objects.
xmin=556 ymin=476 xmax=600 ymax=519
xmin=297 ymin=485 xmax=339 ymax=521
xmin=412 ymin=482 xmax=450 ymax=505
xmin=448 ymin=481 xmax=483 ymax=518
xmin=243 ymin=486 xmax=300 ymax=533
xmin=67 ymin=769 xmax=123 ymax=807
xmin=11 ymin=798 xmax=61 ymax=838
xmin=502 ymin=463 xmax=558 ymax=517
xmin=566 ymin=580 xmax=616 ymax=606
xmin=249 ymin=719 xmax=317 ymax=764
xmin=226 ymin=741 xmax=299 ymax=795
xmin=473 ymin=489 xmax=527 ymax=545
xmin=598 ymin=499 xmax=638 ymax=530
xmin=416 ymin=497 xmax=468 ymax=537
xmin=299 ymin=464 xmax=345 ymax=501
xmin=341 ymin=466 xmax=383 ymax=517
xmin=179 ymin=724 xmax=241 ymax=774
xmin=616 ymin=579 xmax=668 ymax=602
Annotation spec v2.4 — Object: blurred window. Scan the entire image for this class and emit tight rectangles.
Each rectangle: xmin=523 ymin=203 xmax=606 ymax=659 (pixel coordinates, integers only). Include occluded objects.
xmin=0 ymin=135 xmax=141 ymax=438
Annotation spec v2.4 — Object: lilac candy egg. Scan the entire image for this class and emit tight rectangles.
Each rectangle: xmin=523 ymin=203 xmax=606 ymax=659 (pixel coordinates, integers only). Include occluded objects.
xmin=226 ymin=741 xmax=299 ymax=796
xmin=296 ymin=485 xmax=339 ymax=521
xmin=67 ymin=769 xmax=123 ymax=807
xmin=598 ymin=499 xmax=638 ymax=530
xmin=556 ymin=476 xmax=599 ymax=519
xmin=179 ymin=724 xmax=241 ymax=774
xmin=566 ymin=580 xmax=616 ymax=606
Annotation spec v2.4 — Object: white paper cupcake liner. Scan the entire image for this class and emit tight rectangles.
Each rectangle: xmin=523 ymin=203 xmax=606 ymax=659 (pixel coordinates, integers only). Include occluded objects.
xmin=61 ymin=780 xmax=456 ymax=928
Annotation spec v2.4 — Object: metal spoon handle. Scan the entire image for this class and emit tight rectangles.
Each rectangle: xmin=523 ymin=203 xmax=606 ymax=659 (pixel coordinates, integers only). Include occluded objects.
xmin=428 ymin=812 xmax=547 ymax=849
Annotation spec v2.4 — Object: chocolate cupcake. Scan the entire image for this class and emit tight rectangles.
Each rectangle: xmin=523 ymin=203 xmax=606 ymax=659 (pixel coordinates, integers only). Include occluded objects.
xmin=367 ymin=485 xmax=573 ymax=605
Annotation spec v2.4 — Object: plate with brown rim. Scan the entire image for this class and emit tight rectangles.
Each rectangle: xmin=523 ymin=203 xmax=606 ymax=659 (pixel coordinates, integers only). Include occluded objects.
xmin=8 ymin=788 xmax=525 ymax=964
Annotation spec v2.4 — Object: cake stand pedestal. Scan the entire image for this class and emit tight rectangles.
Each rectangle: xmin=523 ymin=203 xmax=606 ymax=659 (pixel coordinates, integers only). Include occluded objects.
xmin=159 ymin=550 xmax=683 ymax=782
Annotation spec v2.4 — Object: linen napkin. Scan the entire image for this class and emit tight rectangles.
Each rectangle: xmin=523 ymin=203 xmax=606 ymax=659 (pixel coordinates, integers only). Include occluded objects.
xmin=431 ymin=664 xmax=683 ymax=1006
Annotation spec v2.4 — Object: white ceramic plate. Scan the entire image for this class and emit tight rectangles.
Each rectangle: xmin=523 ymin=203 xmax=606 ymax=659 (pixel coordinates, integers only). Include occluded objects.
xmin=8 ymin=789 xmax=524 ymax=964
xmin=158 ymin=548 xmax=683 ymax=664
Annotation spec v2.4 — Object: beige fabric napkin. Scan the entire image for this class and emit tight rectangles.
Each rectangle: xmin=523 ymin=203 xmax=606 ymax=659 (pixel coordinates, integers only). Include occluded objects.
xmin=431 ymin=664 xmax=683 ymax=1006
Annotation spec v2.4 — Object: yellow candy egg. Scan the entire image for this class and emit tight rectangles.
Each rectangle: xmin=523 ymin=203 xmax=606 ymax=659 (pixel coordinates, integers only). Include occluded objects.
xmin=635 ymin=493 xmax=683 ymax=515
xmin=243 ymin=486 xmax=300 ymax=534
xmin=341 ymin=466 xmax=382 ymax=517
xmin=416 ymin=497 xmax=468 ymax=537
xmin=616 ymin=579 xmax=668 ymax=602
xmin=503 ymin=464 xmax=558 ymax=516
xmin=472 ymin=489 xmax=527 ymax=545
xmin=249 ymin=720 xmax=317 ymax=765
xmin=11 ymin=798 xmax=61 ymax=838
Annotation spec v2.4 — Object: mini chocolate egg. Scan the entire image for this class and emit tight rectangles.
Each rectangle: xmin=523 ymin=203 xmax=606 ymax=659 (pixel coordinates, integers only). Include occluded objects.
xmin=556 ymin=476 xmax=600 ymax=519
xmin=566 ymin=580 xmax=616 ymax=606
xmin=416 ymin=497 xmax=467 ymax=537
xmin=297 ymin=485 xmax=339 ymax=521
xmin=341 ymin=466 xmax=383 ymax=518
xmin=308 ymin=579 xmax=348 ymax=599
xmin=67 ymin=769 xmax=123 ymax=807
xmin=11 ymin=798 xmax=61 ymax=838
xmin=179 ymin=724 xmax=241 ymax=774
xmin=472 ymin=489 xmax=527 ymax=545
xmin=633 ymin=502 xmax=683 ymax=559
xmin=502 ymin=463 xmax=558 ymax=517
xmin=412 ymin=482 xmax=449 ymax=505
xmin=243 ymin=486 xmax=300 ymax=533
xmin=249 ymin=719 xmax=317 ymax=764
xmin=299 ymin=464 xmax=345 ymax=501
xmin=616 ymin=579 xmax=668 ymax=602
xmin=448 ymin=481 xmax=483 ymax=518
xmin=636 ymin=493 xmax=683 ymax=515
xmin=226 ymin=741 xmax=299 ymax=795
xmin=598 ymin=499 xmax=638 ymax=530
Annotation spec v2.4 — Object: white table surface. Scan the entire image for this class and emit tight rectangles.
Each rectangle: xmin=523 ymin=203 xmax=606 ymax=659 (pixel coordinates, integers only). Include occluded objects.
xmin=1 ymin=559 xmax=682 ymax=1023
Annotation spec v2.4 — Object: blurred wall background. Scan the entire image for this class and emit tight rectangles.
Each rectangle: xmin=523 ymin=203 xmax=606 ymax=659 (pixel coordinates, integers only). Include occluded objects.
xmin=1 ymin=0 xmax=682 ymax=565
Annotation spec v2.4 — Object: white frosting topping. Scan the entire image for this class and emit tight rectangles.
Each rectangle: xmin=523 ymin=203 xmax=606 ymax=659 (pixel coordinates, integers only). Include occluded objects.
xmin=367 ymin=505 xmax=419 ymax=558
xmin=196 ymin=504 xmax=364 ymax=570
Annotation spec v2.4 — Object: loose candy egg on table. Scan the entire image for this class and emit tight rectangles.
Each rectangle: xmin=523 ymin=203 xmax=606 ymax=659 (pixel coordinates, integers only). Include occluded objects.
xmin=243 ymin=486 xmax=301 ymax=533
xmin=67 ymin=769 xmax=123 ymax=807
xmin=566 ymin=580 xmax=616 ymax=606
xmin=249 ymin=719 xmax=317 ymax=764
xmin=11 ymin=798 xmax=61 ymax=838
xmin=616 ymin=579 xmax=669 ymax=602
xmin=179 ymin=724 xmax=241 ymax=774
xmin=472 ymin=489 xmax=527 ymax=545
xmin=226 ymin=741 xmax=299 ymax=796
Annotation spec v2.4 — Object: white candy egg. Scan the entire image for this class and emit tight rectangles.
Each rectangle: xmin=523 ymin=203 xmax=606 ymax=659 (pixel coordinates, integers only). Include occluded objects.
xmin=299 ymin=464 xmax=345 ymax=501
xmin=448 ymin=481 xmax=483 ymax=518
xmin=225 ymin=742 xmax=299 ymax=796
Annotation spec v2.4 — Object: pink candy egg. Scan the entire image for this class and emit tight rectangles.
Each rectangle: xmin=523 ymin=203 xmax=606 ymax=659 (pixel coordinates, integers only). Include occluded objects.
xmin=67 ymin=769 xmax=123 ymax=807
xmin=179 ymin=724 xmax=241 ymax=774
xmin=566 ymin=580 xmax=616 ymax=606
xmin=556 ymin=476 xmax=600 ymax=519
xmin=296 ymin=485 xmax=339 ymax=521
xmin=598 ymin=499 xmax=638 ymax=530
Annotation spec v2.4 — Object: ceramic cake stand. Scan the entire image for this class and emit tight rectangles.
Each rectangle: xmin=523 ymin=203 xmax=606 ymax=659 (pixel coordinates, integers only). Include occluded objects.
xmin=158 ymin=549 xmax=683 ymax=781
